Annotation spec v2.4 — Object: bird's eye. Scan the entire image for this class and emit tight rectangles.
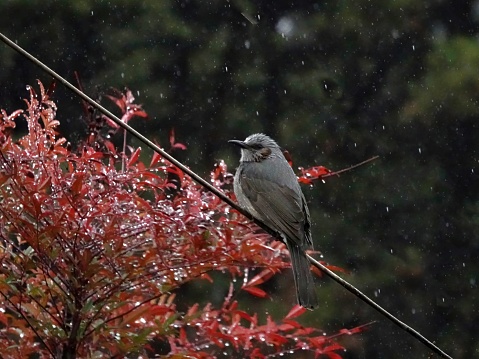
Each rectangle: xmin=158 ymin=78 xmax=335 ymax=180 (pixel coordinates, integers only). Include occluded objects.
xmin=250 ymin=144 xmax=262 ymax=150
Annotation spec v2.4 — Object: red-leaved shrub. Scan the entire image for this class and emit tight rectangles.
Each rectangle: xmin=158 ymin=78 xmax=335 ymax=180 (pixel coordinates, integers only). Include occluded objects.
xmin=0 ymin=81 xmax=364 ymax=358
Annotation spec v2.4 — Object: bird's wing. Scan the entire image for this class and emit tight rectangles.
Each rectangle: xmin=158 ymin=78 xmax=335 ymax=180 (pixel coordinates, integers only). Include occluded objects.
xmin=238 ymin=161 xmax=311 ymax=249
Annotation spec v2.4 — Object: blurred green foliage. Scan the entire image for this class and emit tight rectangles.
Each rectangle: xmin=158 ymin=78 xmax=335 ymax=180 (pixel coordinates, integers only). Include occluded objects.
xmin=1 ymin=0 xmax=478 ymax=357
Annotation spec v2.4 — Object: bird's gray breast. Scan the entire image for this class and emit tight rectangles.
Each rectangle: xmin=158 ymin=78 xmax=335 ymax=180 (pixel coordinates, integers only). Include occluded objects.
xmin=234 ymin=156 xmax=311 ymax=249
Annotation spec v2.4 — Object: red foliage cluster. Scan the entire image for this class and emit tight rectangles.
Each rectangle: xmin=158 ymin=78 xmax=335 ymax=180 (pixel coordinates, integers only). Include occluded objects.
xmin=0 ymin=82 xmax=365 ymax=358
xmin=298 ymin=166 xmax=332 ymax=185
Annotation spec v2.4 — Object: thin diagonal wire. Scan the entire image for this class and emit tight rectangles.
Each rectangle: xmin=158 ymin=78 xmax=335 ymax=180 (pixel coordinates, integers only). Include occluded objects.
xmin=0 ymin=32 xmax=452 ymax=359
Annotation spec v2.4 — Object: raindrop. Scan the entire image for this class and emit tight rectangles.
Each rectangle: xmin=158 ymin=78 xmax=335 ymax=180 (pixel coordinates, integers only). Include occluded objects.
xmin=245 ymin=40 xmax=250 ymax=49
xmin=418 ymin=148 xmax=422 ymax=154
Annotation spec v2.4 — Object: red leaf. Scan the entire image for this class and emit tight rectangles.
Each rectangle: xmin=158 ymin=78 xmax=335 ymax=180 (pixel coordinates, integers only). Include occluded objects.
xmin=250 ymin=348 xmax=266 ymax=359
xmin=169 ymin=128 xmax=176 ymax=147
xmin=105 ymin=94 xmax=126 ymax=113
xmin=121 ymin=305 xmax=150 ymax=326
xmin=284 ymin=305 xmax=307 ymax=320
xmin=325 ymin=352 xmax=343 ymax=359
xmin=38 ymin=176 xmax=52 ymax=191
xmin=266 ymin=332 xmax=288 ymax=345
xmin=128 ymin=147 xmax=141 ymax=167
xmin=242 ymin=286 xmax=268 ymax=298
xmin=245 ymin=268 xmax=275 ymax=287
xmin=149 ymin=305 xmax=171 ymax=316
xmin=179 ymin=327 xmax=187 ymax=344
xmin=150 ymin=151 xmax=162 ymax=167
xmin=104 ymin=140 xmax=117 ymax=154
xmin=200 ymin=273 xmax=213 ymax=283
xmin=279 ymin=320 xmax=304 ymax=330
xmin=71 ymin=174 xmax=84 ymax=194
xmin=298 ymin=165 xmax=332 ymax=184
xmin=131 ymin=109 xmax=148 ymax=118
xmin=339 ymin=322 xmax=372 ymax=335
xmin=323 ymin=343 xmax=345 ymax=352
xmin=173 ymin=142 xmax=187 ymax=150
xmin=186 ymin=303 xmax=199 ymax=317
xmin=324 ymin=264 xmax=349 ymax=274
xmin=298 ymin=177 xmax=313 ymax=185
xmin=234 ymin=310 xmax=255 ymax=323
xmin=169 ymin=128 xmax=187 ymax=150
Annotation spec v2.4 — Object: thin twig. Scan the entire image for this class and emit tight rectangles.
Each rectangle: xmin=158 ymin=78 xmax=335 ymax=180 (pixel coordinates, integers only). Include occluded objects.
xmin=0 ymin=31 xmax=453 ymax=359
xmin=323 ymin=155 xmax=380 ymax=178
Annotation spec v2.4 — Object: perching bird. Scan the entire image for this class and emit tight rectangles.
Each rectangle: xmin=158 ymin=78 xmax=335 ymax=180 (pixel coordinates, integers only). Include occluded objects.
xmin=229 ymin=133 xmax=319 ymax=309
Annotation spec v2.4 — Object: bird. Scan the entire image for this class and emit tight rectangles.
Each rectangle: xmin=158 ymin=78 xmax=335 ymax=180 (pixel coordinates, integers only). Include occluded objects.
xmin=229 ymin=133 xmax=319 ymax=309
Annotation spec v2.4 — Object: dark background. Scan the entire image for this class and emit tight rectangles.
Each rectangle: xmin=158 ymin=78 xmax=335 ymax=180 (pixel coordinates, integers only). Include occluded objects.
xmin=1 ymin=1 xmax=478 ymax=358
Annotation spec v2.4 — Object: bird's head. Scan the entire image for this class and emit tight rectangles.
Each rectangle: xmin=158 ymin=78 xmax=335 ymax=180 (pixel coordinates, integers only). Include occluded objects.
xmin=229 ymin=133 xmax=281 ymax=162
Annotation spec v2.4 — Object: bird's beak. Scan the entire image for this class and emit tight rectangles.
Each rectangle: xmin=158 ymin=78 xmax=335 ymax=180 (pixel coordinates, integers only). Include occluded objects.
xmin=228 ymin=139 xmax=249 ymax=149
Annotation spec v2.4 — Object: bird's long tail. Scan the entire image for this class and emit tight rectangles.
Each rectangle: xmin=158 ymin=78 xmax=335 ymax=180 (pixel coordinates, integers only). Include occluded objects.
xmin=286 ymin=241 xmax=319 ymax=310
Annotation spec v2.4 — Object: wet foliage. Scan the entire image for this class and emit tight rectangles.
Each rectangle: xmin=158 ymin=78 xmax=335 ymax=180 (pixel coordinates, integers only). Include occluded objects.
xmin=0 ymin=82 xmax=366 ymax=358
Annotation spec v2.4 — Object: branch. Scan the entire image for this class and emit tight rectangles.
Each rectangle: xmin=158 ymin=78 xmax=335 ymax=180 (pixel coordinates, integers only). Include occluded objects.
xmin=323 ymin=155 xmax=380 ymax=178
xmin=0 ymin=31 xmax=452 ymax=359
